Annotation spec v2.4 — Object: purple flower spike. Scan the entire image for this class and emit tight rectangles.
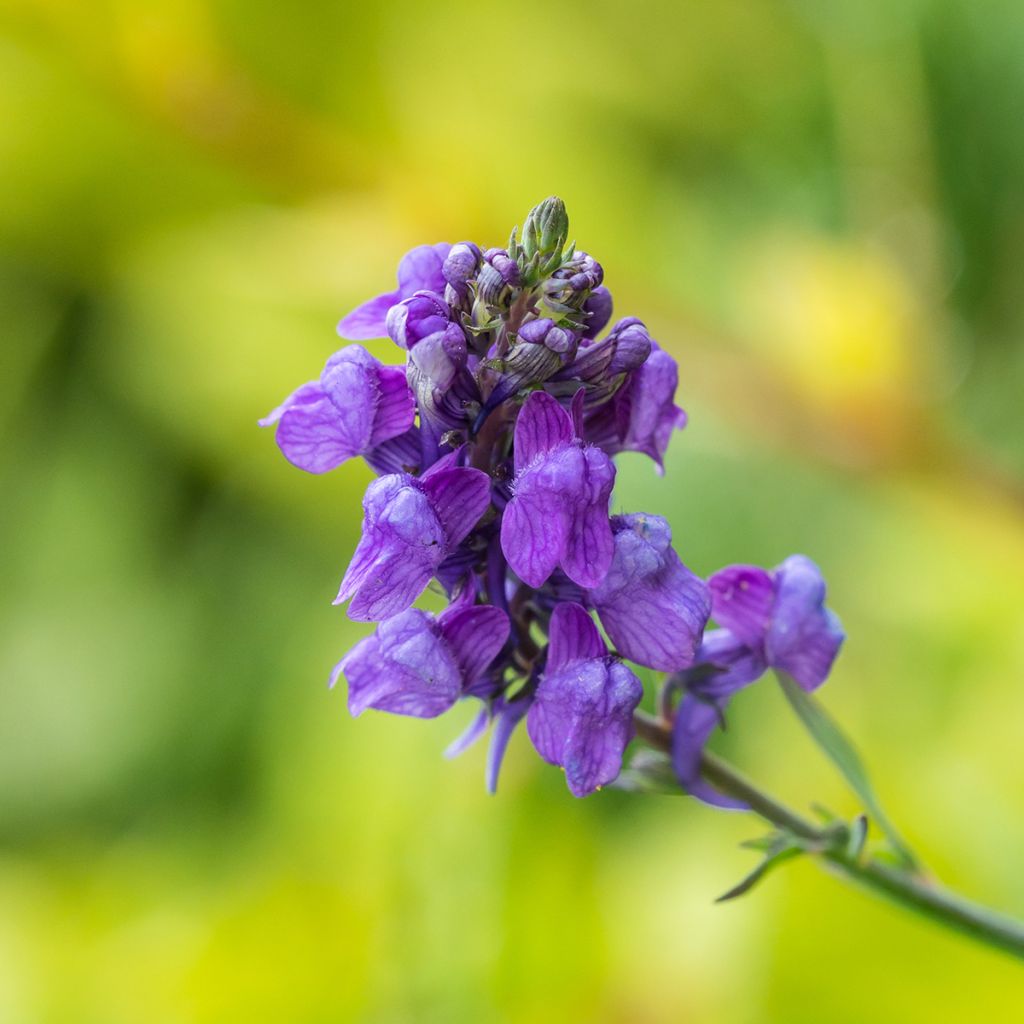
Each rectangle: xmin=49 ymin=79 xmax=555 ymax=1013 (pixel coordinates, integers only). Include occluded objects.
xmin=337 ymin=242 xmax=451 ymax=340
xmin=259 ymin=345 xmax=415 ymax=474
xmin=335 ymin=464 xmax=492 ymax=621
xmin=501 ymin=391 xmax=615 ymax=589
xmin=589 ymin=514 xmax=711 ymax=671
xmin=527 ymin=603 xmax=642 ymax=797
xmin=333 ymin=603 xmax=509 ymax=718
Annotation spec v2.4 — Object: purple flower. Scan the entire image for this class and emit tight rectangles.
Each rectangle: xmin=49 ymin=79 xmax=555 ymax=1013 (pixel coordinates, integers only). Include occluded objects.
xmin=332 ymin=603 xmax=510 ymax=718
xmin=337 ymin=243 xmax=451 ymax=340
xmin=259 ymin=345 xmax=415 ymax=474
xmin=672 ymin=555 xmax=845 ymax=805
xmin=501 ymin=391 xmax=615 ymax=589
xmin=442 ymin=242 xmax=483 ymax=298
xmin=709 ymin=555 xmax=844 ymax=691
xmin=582 ymin=286 xmax=613 ymax=339
xmin=589 ymin=514 xmax=710 ymax=671
xmin=585 ymin=340 xmax=686 ymax=473
xmin=527 ymin=603 xmax=643 ymax=796
xmin=335 ymin=460 xmax=492 ymax=620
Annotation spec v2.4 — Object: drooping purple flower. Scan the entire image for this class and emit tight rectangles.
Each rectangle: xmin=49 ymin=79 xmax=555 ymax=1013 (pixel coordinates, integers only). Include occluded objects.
xmin=332 ymin=603 xmax=509 ymax=718
xmin=259 ymin=344 xmax=415 ymax=474
xmin=585 ymin=340 xmax=687 ymax=473
xmin=527 ymin=602 xmax=643 ymax=797
xmin=672 ymin=555 xmax=845 ymax=804
xmin=589 ymin=513 xmax=710 ymax=671
xmin=335 ymin=460 xmax=492 ymax=621
xmin=582 ymin=286 xmax=613 ymax=339
xmin=501 ymin=391 xmax=615 ymax=589
xmin=337 ymin=242 xmax=451 ymax=340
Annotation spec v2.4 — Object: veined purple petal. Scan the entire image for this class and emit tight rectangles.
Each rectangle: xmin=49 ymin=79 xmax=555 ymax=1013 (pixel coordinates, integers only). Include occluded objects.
xmin=500 ymin=450 xmax=574 ymax=587
xmin=766 ymin=555 xmax=845 ymax=691
xmin=337 ymin=292 xmax=400 ymax=341
xmin=620 ymin=344 xmax=686 ymax=470
xmin=513 ymin=391 xmax=575 ymax=475
xmin=671 ymin=695 xmax=748 ymax=809
xmin=337 ymin=609 xmax=462 ymax=718
xmin=397 ymin=243 xmax=450 ymax=295
xmin=258 ymin=381 xmax=321 ymax=427
xmin=336 ymin=243 xmax=450 ymax=341
xmin=438 ymin=604 xmax=510 ymax=685
xmin=364 ymin=426 xmax=422 ymax=476
xmin=692 ymin=629 xmax=768 ymax=698
xmin=590 ymin=514 xmax=711 ymax=671
xmin=527 ymin=658 xmax=642 ymax=797
xmin=708 ymin=564 xmax=776 ymax=647
xmin=560 ymin=446 xmax=615 ymax=589
xmin=335 ymin=476 xmax=446 ymax=621
xmin=419 ymin=466 xmax=492 ymax=547
xmin=371 ymin=365 xmax=417 ymax=444
xmin=547 ymin=602 xmax=606 ymax=670
xmin=270 ymin=390 xmax=364 ymax=474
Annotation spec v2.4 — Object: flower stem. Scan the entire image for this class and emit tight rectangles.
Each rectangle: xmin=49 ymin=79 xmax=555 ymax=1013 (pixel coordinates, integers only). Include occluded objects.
xmin=633 ymin=711 xmax=1024 ymax=961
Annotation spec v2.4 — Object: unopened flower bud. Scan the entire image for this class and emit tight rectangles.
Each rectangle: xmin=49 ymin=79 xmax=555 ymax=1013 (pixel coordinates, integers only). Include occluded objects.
xmin=567 ymin=253 xmax=603 ymax=293
xmin=443 ymin=241 xmax=483 ymax=295
xmin=606 ymin=318 xmax=652 ymax=374
xmin=386 ymin=290 xmax=451 ymax=349
xmin=518 ymin=317 xmax=578 ymax=356
xmin=521 ymin=196 xmax=569 ymax=267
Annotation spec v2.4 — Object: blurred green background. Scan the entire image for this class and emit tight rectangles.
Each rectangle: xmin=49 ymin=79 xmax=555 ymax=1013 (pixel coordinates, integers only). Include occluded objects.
xmin=2 ymin=0 xmax=1023 ymax=1020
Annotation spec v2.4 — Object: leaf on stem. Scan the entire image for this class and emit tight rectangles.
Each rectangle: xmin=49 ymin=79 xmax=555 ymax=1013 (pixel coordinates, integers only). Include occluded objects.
xmin=776 ymin=671 xmax=920 ymax=872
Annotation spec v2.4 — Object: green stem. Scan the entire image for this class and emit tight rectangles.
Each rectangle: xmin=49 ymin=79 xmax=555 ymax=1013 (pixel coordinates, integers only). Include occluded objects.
xmin=633 ymin=711 xmax=1024 ymax=962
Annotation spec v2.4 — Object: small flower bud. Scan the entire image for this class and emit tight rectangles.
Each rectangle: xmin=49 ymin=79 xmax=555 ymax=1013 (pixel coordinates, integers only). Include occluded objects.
xmin=386 ymin=291 xmax=451 ymax=349
xmin=443 ymin=242 xmax=483 ymax=295
xmin=477 ymin=248 xmax=521 ymax=305
xmin=521 ymin=196 xmax=569 ymax=267
xmin=518 ymin=317 xmax=578 ymax=356
xmin=606 ymin=318 xmax=652 ymax=374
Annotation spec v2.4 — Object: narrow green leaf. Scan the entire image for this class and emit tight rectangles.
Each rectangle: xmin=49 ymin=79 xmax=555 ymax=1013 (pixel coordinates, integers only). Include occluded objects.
xmin=776 ymin=671 xmax=920 ymax=871
xmin=716 ymin=842 xmax=803 ymax=903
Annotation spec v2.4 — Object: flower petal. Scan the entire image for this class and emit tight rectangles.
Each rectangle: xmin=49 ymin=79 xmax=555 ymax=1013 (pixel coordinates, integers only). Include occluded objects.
xmin=766 ymin=555 xmax=845 ymax=691
xmin=708 ymin=564 xmax=776 ymax=647
xmin=513 ymin=390 xmax=575 ymax=475
xmin=339 ymin=610 xmax=462 ymax=718
xmin=438 ymin=604 xmax=510 ymax=685
xmin=560 ymin=446 xmax=615 ymax=588
xmin=500 ymin=456 xmax=572 ymax=587
xmin=419 ymin=466 xmax=492 ymax=548
xmin=527 ymin=658 xmax=642 ymax=797
xmin=547 ymin=602 xmax=606 ymax=670
xmin=671 ymin=695 xmax=747 ymax=809
xmin=336 ymin=291 xmax=399 ymax=341
xmin=272 ymin=390 xmax=362 ymax=474
xmin=335 ymin=476 xmax=445 ymax=621
xmin=591 ymin=514 xmax=710 ymax=671
xmin=397 ymin=243 xmax=450 ymax=295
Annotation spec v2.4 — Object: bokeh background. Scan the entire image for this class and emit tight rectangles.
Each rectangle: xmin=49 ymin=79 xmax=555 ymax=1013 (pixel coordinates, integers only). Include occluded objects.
xmin=2 ymin=1 xmax=1024 ymax=1020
